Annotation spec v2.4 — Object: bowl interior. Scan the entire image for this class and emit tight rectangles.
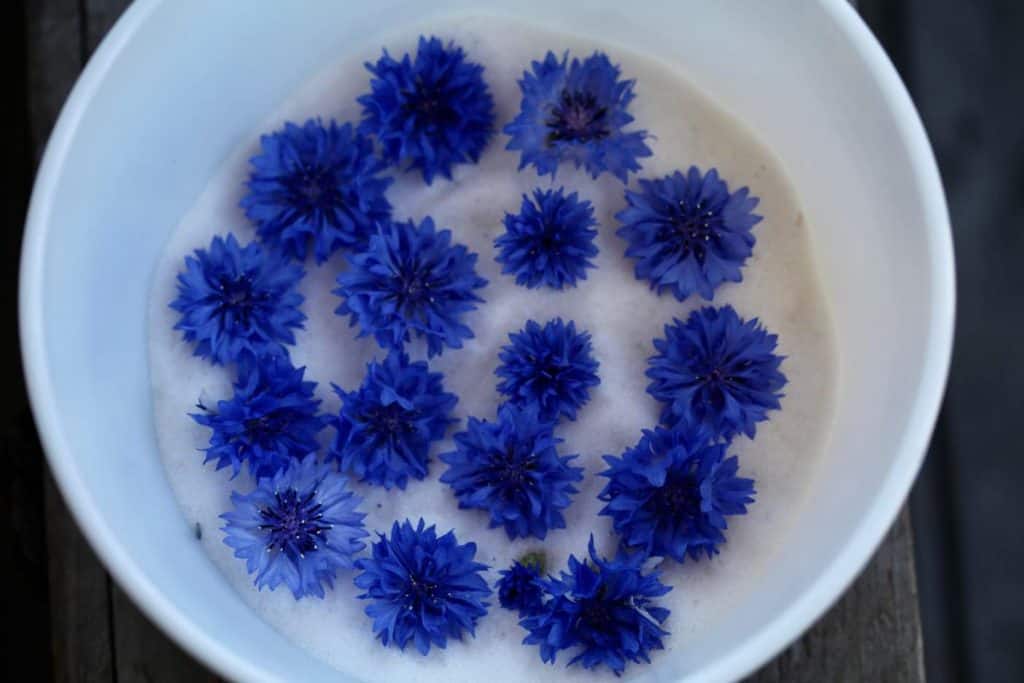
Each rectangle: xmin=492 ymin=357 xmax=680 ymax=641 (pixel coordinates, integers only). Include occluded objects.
xmin=22 ymin=1 xmax=952 ymax=681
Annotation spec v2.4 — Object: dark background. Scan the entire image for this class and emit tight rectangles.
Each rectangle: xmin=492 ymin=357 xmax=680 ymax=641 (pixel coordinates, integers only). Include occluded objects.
xmin=3 ymin=1 xmax=1022 ymax=681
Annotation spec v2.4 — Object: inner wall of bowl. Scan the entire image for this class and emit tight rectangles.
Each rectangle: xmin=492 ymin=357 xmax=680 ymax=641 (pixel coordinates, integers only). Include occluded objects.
xmin=36 ymin=1 xmax=940 ymax=680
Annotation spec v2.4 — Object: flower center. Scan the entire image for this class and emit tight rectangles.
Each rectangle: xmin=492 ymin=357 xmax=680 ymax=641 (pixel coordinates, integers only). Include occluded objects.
xmin=546 ymin=90 xmax=611 ymax=144
xmin=244 ymin=412 xmax=290 ymax=441
xmin=579 ymin=591 xmax=621 ymax=627
xmin=259 ymin=488 xmax=331 ymax=559
xmin=652 ymin=474 xmax=701 ymax=518
xmin=366 ymin=403 xmax=414 ymax=436
xmin=220 ymin=277 xmax=252 ymax=304
xmin=290 ymin=166 xmax=339 ymax=211
xmin=696 ymin=365 xmax=732 ymax=386
xmin=403 ymin=575 xmax=443 ymax=608
xmin=403 ymin=276 xmax=425 ymax=298
xmin=215 ymin=276 xmax=257 ymax=327
xmin=532 ymin=356 xmax=564 ymax=384
xmin=673 ymin=199 xmax=720 ymax=259
xmin=531 ymin=225 xmax=563 ymax=256
xmin=404 ymin=82 xmax=457 ymax=129
xmin=393 ymin=268 xmax=434 ymax=312
xmin=495 ymin=449 xmax=535 ymax=485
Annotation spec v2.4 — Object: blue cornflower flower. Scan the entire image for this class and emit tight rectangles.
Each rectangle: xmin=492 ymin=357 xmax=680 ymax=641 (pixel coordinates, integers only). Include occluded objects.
xmin=334 ymin=217 xmax=487 ymax=357
xmin=496 ymin=318 xmax=600 ymax=422
xmin=354 ymin=519 xmax=491 ymax=655
xmin=359 ymin=36 xmax=495 ymax=184
xmin=521 ymin=537 xmax=671 ymax=675
xmin=647 ymin=305 xmax=787 ymax=440
xmin=616 ymin=167 xmax=762 ymax=300
xmin=170 ymin=233 xmax=305 ymax=366
xmin=221 ymin=454 xmax=367 ymax=600
xmin=496 ymin=556 xmax=546 ymax=617
xmin=241 ymin=119 xmax=392 ymax=263
xmin=192 ymin=355 xmax=327 ymax=479
xmin=440 ymin=403 xmax=583 ymax=540
xmin=495 ymin=187 xmax=599 ymax=290
xmin=328 ymin=351 xmax=457 ymax=490
xmin=504 ymin=51 xmax=651 ymax=182
xmin=599 ymin=423 xmax=755 ymax=563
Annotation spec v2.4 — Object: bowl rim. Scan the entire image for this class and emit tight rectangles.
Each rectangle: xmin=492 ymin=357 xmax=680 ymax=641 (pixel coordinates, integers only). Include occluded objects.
xmin=19 ymin=1 xmax=954 ymax=681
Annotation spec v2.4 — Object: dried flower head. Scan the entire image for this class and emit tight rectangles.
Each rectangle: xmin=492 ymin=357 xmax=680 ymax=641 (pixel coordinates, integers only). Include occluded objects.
xmin=440 ymin=402 xmax=583 ymax=540
xmin=170 ymin=233 xmax=305 ymax=365
xmin=359 ymin=36 xmax=495 ymax=184
xmin=334 ymin=217 xmax=487 ymax=357
xmin=504 ymin=51 xmax=651 ymax=182
xmin=192 ymin=355 xmax=326 ymax=479
xmin=647 ymin=305 xmax=786 ymax=440
xmin=355 ymin=519 xmax=491 ymax=654
xmin=599 ymin=423 xmax=755 ymax=562
xmin=496 ymin=318 xmax=600 ymax=422
xmin=329 ymin=351 xmax=457 ymax=490
xmin=495 ymin=187 xmax=599 ymax=290
xmin=221 ymin=454 xmax=367 ymax=599
xmin=616 ymin=167 xmax=761 ymax=301
xmin=521 ymin=537 xmax=671 ymax=674
xmin=242 ymin=119 xmax=392 ymax=263
xmin=496 ymin=556 xmax=546 ymax=617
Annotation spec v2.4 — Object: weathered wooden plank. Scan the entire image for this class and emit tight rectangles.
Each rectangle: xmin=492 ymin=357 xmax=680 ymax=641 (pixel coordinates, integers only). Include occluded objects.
xmin=110 ymin=586 xmax=223 ymax=683
xmin=24 ymin=0 xmax=85 ymax=164
xmin=4 ymin=1 xmax=55 ymax=678
xmin=84 ymin=0 xmax=131 ymax=54
xmin=44 ymin=479 xmax=116 ymax=683
xmin=748 ymin=508 xmax=925 ymax=682
xmin=893 ymin=1 xmax=1024 ymax=681
xmin=2 ymin=412 xmax=57 ymax=681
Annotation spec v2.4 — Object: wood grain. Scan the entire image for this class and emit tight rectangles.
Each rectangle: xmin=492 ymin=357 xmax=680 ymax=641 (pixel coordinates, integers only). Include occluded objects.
xmin=111 ymin=586 xmax=222 ymax=683
xmin=5 ymin=1 xmax=55 ymax=679
xmin=748 ymin=509 xmax=925 ymax=682
xmin=24 ymin=0 xmax=83 ymax=164
xmin=44 ymin=478 xmax=116 ymax=683
xmin=84 ymin=0 xmax=130 ymax=53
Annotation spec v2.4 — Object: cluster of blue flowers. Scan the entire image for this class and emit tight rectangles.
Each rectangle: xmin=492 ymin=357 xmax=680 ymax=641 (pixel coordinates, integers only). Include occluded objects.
xmin=166 ymin=33 xmax=791 ymax=677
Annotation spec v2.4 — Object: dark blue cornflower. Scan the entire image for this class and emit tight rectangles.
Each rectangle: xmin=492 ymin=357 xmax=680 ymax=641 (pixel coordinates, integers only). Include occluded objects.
xmin=495 ymin=187 xmax=599 ymax=290
xmin=521 ymin=537 xmax=671 ymax=675
xmin=616 ymin=167 xmax=762 ymax=301
xmin=599 ymin=423 xmax=755 ymax=563
xmin=359 ymin=36 xmax=495 ymax=184
xmin=170 ymin=233 xmax=305 ymax=366
xmin=440 ymin=403 xmax=583 ymax=540
xmin=334 ymin=217 xmax=487 ymax=357
xmin=328 ymin=351 xmax=457 ymax=490
xmin=647 ymin=305 xmax=787 ymax=440
xmin=496 ymin=555 xmax=546 ymax=617
xmin=241 ymin=119 xmax=392 ymax=263
xmin=192 ymin=355 xmax=327 ymax=479
xmin=354 ymin=519 xmax=491 ymax=655
xmin=221 ymin=454 xmax=367 ymax=600
xmin=504 ymin=51 xmax=651 ymax=182
xmin=496 ymin=318 xmax=600 ymax=423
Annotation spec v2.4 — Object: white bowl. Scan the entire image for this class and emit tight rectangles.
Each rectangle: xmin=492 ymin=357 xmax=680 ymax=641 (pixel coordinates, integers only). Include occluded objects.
xmin=20 ymin=1 xmax=953 ymax=681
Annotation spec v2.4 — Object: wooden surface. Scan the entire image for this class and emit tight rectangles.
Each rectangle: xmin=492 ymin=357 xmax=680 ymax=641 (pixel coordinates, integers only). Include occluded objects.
xmin=18 ymin=1 xmax=925 ymax=681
